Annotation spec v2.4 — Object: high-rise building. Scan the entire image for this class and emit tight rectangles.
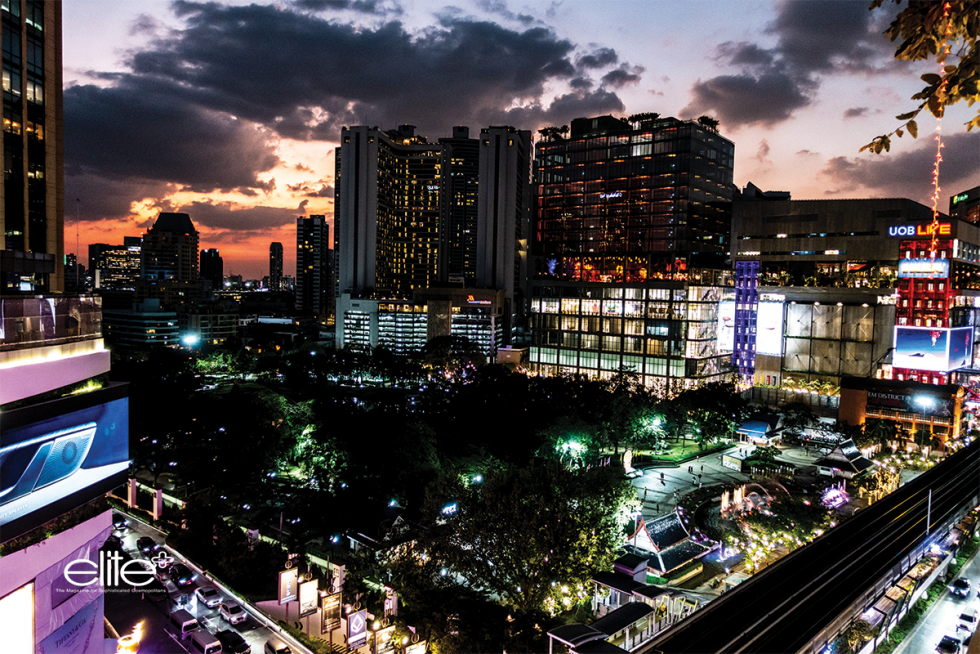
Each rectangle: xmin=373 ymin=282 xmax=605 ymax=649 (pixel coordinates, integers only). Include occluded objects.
xmin=438 ymin=126 xmax=480 ymax=284
xmin=91 ymin=236 xmax=141 ymax=290
xmin=142 ymin=213 xmax=198 ymax=282
xmin=335 ymin=123 xmax=530 ymax=352
xmin=138 ymin=212 xmax=200 ymax=307
xmin=296 ymin=214 xmax=329 ymax=318
xmin=1 ymin=0 xmax=64 ymax=294
xmin=200 ymin=248 xmax=223 ymax=289
xmin=477 ymin=126 xmax=532 ymax=339
xmin=950 ymin=186 xmax=979 ymax=225
xmin=529 ymin=115 xmax=736 ymax=388
xmin=269 ymin=241 xmax=283 ymax=291
xmin=336 ymin=124 xmax=442 ymax=299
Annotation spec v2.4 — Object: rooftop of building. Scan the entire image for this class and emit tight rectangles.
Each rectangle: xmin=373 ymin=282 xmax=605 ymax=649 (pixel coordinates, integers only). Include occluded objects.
xmin=149 ymin=212 xmax=197 ymax=235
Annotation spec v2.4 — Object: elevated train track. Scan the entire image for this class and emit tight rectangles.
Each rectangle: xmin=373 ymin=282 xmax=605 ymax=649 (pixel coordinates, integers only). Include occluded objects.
xmin=642 ymin=441 xmax=980 ymax=654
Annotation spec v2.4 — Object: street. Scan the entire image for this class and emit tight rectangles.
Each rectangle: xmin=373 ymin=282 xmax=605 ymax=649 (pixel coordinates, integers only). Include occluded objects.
xmin=108 ymin=515 xmax=296 ymax=654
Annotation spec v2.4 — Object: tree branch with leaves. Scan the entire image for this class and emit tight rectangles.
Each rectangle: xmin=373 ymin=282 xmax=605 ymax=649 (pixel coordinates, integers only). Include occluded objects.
xmin=862 ymin=0 xmax=979 ymax=154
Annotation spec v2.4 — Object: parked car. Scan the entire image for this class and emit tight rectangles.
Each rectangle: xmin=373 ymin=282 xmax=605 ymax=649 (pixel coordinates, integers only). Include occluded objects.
xmin=937 ymin=634 xmax=962 ymax=654
xmin=215 ymin=629 xmax=251 ymax=654
xmin=949 ymin=578 xmax=972 ymax=597
xmin=959 ymin=610 xmax=979 ymax=634
xmin=112 ymin=513 xmax=130 ymax=530
xmin=195 ymin=586 xmax=222 ymax=608
xmin=219 ymin=601 xmax=248 ymax=625
xmin=136 ymin=537 xmax=161 ymax=555
xmin=170 ymin=563 xmax=197 ymax=586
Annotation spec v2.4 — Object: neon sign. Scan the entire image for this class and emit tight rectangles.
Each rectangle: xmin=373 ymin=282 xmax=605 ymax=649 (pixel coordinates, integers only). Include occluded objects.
xmin=888 ymin=223 xmax=951 ymax=237
xmin=953 ymin=193 xmax=970 ymax=205
xmin=466 ymin=294 xmax=492 ymax=305
xmin=599 ymin=192 xmax=623 ymax=199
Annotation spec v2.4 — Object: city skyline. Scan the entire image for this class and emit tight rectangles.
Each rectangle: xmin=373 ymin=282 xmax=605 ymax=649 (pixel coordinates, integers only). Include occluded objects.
xmin=62 ymin=0 xmax=979 ymax=279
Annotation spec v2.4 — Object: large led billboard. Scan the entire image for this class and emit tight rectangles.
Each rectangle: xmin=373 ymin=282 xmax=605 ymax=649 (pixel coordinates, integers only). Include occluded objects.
xmin=756 ymin=302 xmax=785 ymax=356
xmin=898 ymin=258 xmax=950 ymax=278
xmin=0 ymin=384 xmax=129 ymax=542
xmin=892 ymin=326 xmax=974 ymax=372
xmin=716 ymin=300 xmax=735 ymax=351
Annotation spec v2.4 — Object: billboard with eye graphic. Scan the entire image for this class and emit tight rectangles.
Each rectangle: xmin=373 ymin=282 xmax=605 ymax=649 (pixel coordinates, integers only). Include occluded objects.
xmin=0 ymin=384 xmax=129 ymax=542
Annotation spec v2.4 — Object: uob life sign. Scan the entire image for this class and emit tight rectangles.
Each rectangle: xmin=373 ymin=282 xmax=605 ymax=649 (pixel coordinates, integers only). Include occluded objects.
xmin=888 ymin=223 xmax=951 ymax=237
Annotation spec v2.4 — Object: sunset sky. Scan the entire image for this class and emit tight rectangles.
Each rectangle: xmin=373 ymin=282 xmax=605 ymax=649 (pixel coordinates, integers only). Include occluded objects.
xmin=62 ymin=0 xmax=979 ymax=279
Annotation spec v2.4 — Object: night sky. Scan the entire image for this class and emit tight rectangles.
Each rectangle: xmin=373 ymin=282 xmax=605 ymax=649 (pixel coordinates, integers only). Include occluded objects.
xmin=62 ymin=0 xmax=980 ymax=278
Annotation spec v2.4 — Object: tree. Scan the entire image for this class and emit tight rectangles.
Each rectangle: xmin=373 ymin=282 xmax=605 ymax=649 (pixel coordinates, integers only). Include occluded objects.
xmin=862 ymin=0 xmax=978 ymax=154
xmin=697 ymin=115 xmax=720 ymax=132
xmin=408 ymin=462 xmax=638 ymax=621
xmin=754 ymin=445 xmax=781 ymax=466
xmin=782 ymin=403 xmax=820 ymax=441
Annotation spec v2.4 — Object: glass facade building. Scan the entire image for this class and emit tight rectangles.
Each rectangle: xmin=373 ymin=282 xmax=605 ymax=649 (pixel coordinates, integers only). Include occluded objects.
xmin=529 ymin=115 xmax=735 ymax=388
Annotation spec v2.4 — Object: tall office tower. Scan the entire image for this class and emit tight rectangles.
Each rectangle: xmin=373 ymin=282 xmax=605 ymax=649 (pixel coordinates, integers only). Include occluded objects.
xmin=269 ymin=241 xmax=283 ymax=290
xmin=438 ymin=126 xmax=480 ymax=284
xmin=1 ymin=0 xmax=64 ymax=293
xmin=529 ymin=115 xmax=735 ymax=388
xmin=91 ymin=237 xmax=141 ymax=290
xmin=200 ymin=248 xmax=223 ymax=288
xmin=141 ymin=213 xmax=199 ymax=282
xmin=950 ymin=186 xmax=979 ymax=224
xmin=477 ymin=125 xmax=532 ymax=340
xmin=138 ymin=212 xmax=199 ymax=307
xmin=336 ymin=124 xmax=442 ymax=299
xmin=296 ymin=214 xmax=329 ymax=318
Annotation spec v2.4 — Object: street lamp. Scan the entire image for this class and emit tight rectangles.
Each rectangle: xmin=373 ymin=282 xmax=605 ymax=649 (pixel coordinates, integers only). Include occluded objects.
xmin=182 ymin=333 xmax=199 ymax=347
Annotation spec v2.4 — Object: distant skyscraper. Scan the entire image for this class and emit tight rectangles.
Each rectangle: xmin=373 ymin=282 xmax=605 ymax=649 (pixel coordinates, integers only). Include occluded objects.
xmin=91 ymin=237 xmax=141 ymax=290
xmin=438 ymin=126 xmax=480 ymax=284
xmin=1 ymin=0 xmax=65 ymax=293
xmin=296 ymin=214 xmax=328 ymax=318
xmin=270 ymin=242 xmax=283 ymax=290
xmin=200 ymin=248 xmax=223 ymax=288
xmin=139 ymin=212 xmax=200 ymax=307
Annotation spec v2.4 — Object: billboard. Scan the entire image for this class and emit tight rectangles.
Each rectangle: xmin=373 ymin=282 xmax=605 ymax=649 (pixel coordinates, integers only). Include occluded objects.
xmin=756 ymin=301 xmax=784 ymax=356
xmin=0 ymin=385 xmax=129 ymax=542
xmin=299 ymin=579 xmax=319 ymax=618
xmin=321 ymin=592 xmax=341 ymax=634
xmin=716 ymin=300 xmax=735 ymax=351
xmin=278 ymin=569 xmax=298 ymax=605
xmin=898 ymin=258 xmax=950 ymax=278
xmin=37 ymin=596 xmax=102 ymax=654
xmin=893 ymin=326 xmax=974 ymax=372
xmin=348 ymin=609 xmax=368 ymax=650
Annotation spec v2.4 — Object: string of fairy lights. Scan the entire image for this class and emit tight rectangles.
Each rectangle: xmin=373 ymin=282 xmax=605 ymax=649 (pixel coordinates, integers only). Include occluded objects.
xmin=928 ymin=2 xmax=954 ymax=259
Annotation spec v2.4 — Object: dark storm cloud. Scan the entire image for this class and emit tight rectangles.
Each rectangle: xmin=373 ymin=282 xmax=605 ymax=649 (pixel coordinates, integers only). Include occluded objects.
xmin=482 ymin=88 xmax=625 ymax=130
xmin=601 ymin=64 xmax=644 ymax=88
xmin=684 ymin=0 xmax=894 ymax=128
xmin=291 ymin=0 xmax=397 ymax=15
xmin=64 ymin=83 xmax=280 ymax=195
xmin=576 ymin=47 xmax=618 ymax=69
xmin=175 ymin=201 xmax=303 ymax=235
xmin=569 ymin=76 xmax=594 ymax=89
xmin=685 ymin=72 xmax=810 ymax=126
xmin=65 ymin=171 xmax=176 ymax=224
xmin=475 ymin=0 xmax=536 ymax=24
xmin=844 ymin=107 xmax=869 ymax=119
xmin=820 ymin=132 xmax=980 ymax=203
xmin=288 ymin=181 xmax=335 ymax=198
xmin=121 ymin=1 xmax=583 ymax=140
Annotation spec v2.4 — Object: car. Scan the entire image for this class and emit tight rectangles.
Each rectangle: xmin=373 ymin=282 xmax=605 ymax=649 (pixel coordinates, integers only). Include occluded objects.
xmin=949 ymin=577 xmax=972 ymax=597
xmin=103 ymin=533 xmax=123 ymax=551
xmin=959 ymin=610 xmax=979 ymax=634
xmin=136 ymin=537 xmax=161 ymax=554
xmin=215 ymin=629 xmax=251 ymax=654
xmin=937 ymin=635 xmax=962 ymax=654
xmin=195 ymin=586 xmax=222 ymax=608
xmin=219 ymin=601 xmax=248 ymax=625
xmin=170 ymin=563 xmax=197 ymax=586
xmin=112 ymin=513 xmax=130 ymax=530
